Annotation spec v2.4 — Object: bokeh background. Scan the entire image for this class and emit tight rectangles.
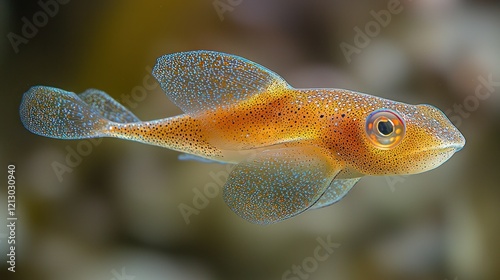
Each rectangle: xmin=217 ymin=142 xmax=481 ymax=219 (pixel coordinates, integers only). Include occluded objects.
xmin=1 ymin=0 xmax=500 ymax=279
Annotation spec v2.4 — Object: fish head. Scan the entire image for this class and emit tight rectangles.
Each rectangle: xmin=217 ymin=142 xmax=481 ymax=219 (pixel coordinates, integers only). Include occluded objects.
xmin=339 ymin=101 xmax=465 ymax=176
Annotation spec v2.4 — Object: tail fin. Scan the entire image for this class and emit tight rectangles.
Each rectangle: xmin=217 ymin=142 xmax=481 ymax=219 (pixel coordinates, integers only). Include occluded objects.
xmin=19 ymin=86 xmax=110 ymax=139
xmin=79 ymin=89 xmax=141 ymax=123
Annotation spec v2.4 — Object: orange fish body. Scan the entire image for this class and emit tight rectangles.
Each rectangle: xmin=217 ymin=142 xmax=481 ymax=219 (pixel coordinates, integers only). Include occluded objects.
xmin=20 ymin=51 xmax=465 ymax=224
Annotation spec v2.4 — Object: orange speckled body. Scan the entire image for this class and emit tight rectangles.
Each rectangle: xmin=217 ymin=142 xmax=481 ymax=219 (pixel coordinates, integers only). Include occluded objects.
xmin=109 ymin=87 xmax=464 ymax=178
xmin=108 ymin=115 xmax=220 ymax=158
xmin=20 ymin=51 xmax=466 ymax=224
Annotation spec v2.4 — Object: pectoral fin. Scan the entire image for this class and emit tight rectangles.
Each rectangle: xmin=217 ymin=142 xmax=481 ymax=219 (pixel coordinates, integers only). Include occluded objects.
xmin=223 ymin=146 xmax=342 ymax=225
xmin=309 ymin=178 xmax=360 ymax=210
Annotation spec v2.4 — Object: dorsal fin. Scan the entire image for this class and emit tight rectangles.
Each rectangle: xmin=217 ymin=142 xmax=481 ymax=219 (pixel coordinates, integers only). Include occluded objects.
xmin=152 ymin=51 xmax=290 ymax=115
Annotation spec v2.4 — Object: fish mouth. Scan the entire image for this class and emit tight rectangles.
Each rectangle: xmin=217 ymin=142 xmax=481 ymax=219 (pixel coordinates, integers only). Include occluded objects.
xmin=445 ymin=134 xmax=466 ymax=152
xmin=402 ymin=146 xmax=459 ymax=175
xmin=410 ymin=139 xmax=465 ymax=165
xmin=413 ymin=143 xmax=464 ymax=156
xmin=428 ymin=130 xmax=466 ymax=153
xmin=434 ymin=141 xmax=465 ymax=153
xmin=445 ymin=143 xmax=464 ymax=152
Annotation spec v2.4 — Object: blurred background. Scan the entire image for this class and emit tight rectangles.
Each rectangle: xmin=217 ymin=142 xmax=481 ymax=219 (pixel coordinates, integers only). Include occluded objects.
xmin=1 ymin=0 xmax=500 ymax=279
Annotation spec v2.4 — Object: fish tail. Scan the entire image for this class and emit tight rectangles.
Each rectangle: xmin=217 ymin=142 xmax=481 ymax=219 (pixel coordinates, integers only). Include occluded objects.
xmin=20 ymin=86 xmax=111 ymax=139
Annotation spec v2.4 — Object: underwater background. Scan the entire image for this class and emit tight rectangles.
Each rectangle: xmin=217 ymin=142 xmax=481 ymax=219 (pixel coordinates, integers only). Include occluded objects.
xmin=1 ymin=0 xmax=500 ymax=279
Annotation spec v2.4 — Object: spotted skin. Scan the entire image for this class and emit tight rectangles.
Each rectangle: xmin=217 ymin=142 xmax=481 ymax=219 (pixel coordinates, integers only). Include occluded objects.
xmin=108 ymin=115 xmax=220 ymax=158
xmin=19 ymin=51 xmax=466 ymax=224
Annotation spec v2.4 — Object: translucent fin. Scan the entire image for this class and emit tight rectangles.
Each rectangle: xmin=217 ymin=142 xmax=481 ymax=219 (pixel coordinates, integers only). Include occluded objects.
xmin=178 ymin=153 xmax=229 ymax=164
xmin=223 ymin=146 xmax=341 ymax=225
xmin=19 ymin=86 xmax=110 ymax=139
xmin=79 ymin=89 xmax=140 ymax=123
xmin=152 ymin=50 xmax=290 ymax=115
xmin=309 ymin=178 xmax=360 ymax=210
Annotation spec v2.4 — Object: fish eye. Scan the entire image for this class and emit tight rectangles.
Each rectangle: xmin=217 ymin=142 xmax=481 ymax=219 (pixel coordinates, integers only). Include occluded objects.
xmin=365 ymin=109 xmax=405 ymax=150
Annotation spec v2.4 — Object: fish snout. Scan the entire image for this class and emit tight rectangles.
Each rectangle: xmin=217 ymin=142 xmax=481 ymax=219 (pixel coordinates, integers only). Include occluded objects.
xmin=419 ymin=104 xmax=466 ymax=153
xmin=439 ymin=126 xmax=465 ymax=153
xmin=452 ymin=128 xmax=466 ymax=152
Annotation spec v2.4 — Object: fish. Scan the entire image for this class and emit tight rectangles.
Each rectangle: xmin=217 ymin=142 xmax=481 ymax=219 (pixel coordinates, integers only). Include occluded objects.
xmin=19 ymin=50 xmax=466 ymax=225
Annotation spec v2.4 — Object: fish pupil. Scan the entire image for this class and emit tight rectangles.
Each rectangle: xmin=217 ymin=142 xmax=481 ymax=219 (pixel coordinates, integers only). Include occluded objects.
xmin=377 ymin=120 xmax=393 ymax=135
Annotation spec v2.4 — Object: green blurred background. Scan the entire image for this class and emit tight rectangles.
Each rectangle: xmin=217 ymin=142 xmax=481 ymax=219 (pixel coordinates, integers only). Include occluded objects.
xmin=1 ymin=0 xmax=500 ymax=279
